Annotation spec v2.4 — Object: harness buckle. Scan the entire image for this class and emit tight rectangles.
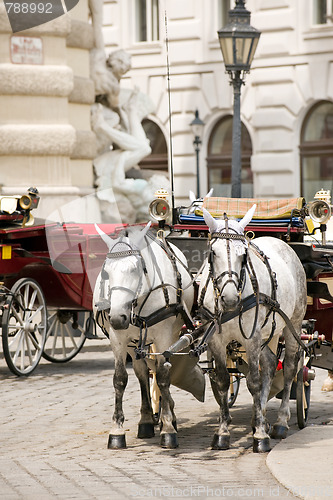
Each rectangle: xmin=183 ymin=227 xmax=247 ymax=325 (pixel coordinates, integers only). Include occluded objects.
xmin=157 ymin=229 xmax=165 ymax=240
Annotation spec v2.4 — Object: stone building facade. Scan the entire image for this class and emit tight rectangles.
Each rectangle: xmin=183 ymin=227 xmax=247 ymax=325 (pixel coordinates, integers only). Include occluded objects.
xmin=101 ymin=0 xmax=333 ymax=205
xmin=1 ymin=0 xmax=332 ymax=215
xmin=0 ymin=0 xmax=97 ymax=219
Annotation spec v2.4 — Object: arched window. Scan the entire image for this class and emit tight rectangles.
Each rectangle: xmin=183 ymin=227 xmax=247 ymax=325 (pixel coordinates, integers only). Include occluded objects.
xmin=139 ymin=119 xmax=168 ymax=172
xmin=207 ymin=116 xmax=253 ymax=197
xmin=300 ymin=101 xmax=333 ymax=201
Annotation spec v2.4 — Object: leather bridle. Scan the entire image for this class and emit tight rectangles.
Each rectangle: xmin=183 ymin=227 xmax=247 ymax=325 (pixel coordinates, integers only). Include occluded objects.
xmin=198 ymin=214 xmax=278 ymax=342
xmin=95 ymin=231 xmax=194 ymax=358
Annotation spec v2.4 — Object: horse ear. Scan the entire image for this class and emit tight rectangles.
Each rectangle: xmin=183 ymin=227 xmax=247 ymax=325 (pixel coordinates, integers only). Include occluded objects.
xmin=133 ymin=221 xmax=152 ymax=249
xmin=189 ymin=190 xmax=196 ymax=203
xmin=95 ymin=223 xmax=114 ymax=249
xmin=203 ymin=208 xmax=219 ymax=233
xmin=206 ymin=188 xmax=214 ymax=198
xmin=239 ymin=204 xmax=256 ymax=231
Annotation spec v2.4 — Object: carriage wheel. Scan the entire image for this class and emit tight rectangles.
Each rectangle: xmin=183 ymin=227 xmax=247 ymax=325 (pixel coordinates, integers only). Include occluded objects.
xmin=228 ymin=370 xmax=241 ymax=407
xmin=2 ymin=278 xmax=47 ymax=376
xmin=42 ymin=310 xmax=88 ymax=363
xmin=296 ymin=352 xmax=313 ymax=429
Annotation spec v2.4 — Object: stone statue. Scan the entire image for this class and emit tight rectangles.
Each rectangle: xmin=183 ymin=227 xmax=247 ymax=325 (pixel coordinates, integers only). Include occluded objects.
xmin=89 ymin=3 xmax=168 ymax=223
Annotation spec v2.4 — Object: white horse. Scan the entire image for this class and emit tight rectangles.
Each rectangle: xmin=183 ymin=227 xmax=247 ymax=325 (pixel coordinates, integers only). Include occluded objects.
xmin=199 ymin=205 xmax=307 ymax=452
xmin=93 ymin=223 xmax=202 ymax=449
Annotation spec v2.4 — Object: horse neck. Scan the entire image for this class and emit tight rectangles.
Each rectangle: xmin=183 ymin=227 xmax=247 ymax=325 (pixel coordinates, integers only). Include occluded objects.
xmin=243 ymin=245 xmax=272 ymax=296
xmin=140 ymin=240 xmax=168 ymax=290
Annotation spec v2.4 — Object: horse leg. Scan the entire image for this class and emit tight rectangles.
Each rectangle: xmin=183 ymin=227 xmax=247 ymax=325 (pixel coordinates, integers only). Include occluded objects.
xmin=259 ymin=345 xmax=278 ymax=433
xmin=271 ymin=326 xmax=301 ymax=440
xmin=156 ymin=358 xmax=178 ymax=448
xmin=108 ymin=350 xmax=128 ymax=449
xmin=132 ymin=357 xmax=155 ymax=439
xmin=246 ymin=338 xmax=271 ymax=453
xmin=209 ymin=344 xmax=232 ymax=450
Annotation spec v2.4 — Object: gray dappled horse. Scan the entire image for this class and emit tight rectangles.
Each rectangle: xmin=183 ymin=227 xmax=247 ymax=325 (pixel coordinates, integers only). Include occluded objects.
xmin=93 ymin=223 xmax=196 ymax=449
xmin=199 ymin=205 xmax=307 ymax=452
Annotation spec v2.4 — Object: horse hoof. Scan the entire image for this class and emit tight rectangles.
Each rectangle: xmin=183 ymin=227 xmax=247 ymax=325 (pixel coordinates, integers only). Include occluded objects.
xmin=270 ymin=424 xmax=288 ymax=440
xmin=137 ymin=423 xmax=155 ymax=439
xmin=160 ymin=433 xmax=178 ymax=448
xmin=253 ymin=437 xmax=270 ymax=453
xmin=108 ymin=434 xmax=126 ymax=449
xmin=211 ymin=433 xmax=230 ymax=450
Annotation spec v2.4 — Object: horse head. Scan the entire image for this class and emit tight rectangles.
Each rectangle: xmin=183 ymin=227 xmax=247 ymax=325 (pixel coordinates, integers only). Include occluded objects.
xmin=95 ymin=222 xmax=151 ymax=330
xmin=202 ymin=205 xmax=256 ymax=311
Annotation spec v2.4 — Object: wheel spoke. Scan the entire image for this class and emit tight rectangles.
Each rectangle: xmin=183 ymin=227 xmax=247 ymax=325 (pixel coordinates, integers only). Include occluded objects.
xmin=61 ymin=324 xmax=67 ymax=357
xmin=27 ymin=331 xmax=42 ymax=351
xmin=42 ymin=310 xmax=87 ymax=363
xmin=25 ymin=333 xmax=34 ymax=365
xmin=20 ymin=335 xmax=27 ymax=371
xmin=10 ymin=307 xmax=25 ymax=327
xmin=8 ymin=328 xmax=23 ymax=349
xmin=303 ymin=385 xmax=308 ymax=412
xmin=49 ymin=319 xmax=60 ymax=356
xmin=23 ymin=285 xmax=30 ymax=309
xmin=27 ymin=304 xmax=43 ymax=323
xmin=12 ymin=332 xmax=24 ymax=366
xmin=46 ymin=314 xmax=57 ymax=338
xmin=28 ymin=288 xmax=38 ymax=310
xmin=64 ymin=323 xmax=78 ymax=349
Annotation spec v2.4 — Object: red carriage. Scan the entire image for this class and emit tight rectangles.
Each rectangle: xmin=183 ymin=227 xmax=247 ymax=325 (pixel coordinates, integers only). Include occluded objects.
xmin=1 ymin=188 xmax=332 ymax=434
xmin=0 ymin=189 xmax=125 ymax=376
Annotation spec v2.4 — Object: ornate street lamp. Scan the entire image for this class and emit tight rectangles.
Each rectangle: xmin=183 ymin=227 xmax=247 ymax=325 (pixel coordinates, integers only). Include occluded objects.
xmin=190 ymin=110 xmax=205 ymax=198
xmin=218 ymin=0 xmax=261 ymax=198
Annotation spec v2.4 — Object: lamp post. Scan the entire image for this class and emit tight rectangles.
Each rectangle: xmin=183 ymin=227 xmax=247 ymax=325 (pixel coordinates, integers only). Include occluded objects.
xmin=218 ymin=0 xmax=261 ymax=198
xmin=190 ymin=110 xmax=205 ymax=198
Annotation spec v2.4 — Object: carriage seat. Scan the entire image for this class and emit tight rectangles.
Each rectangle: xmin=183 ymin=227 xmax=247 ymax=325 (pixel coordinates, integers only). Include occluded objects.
xmin=197 ymin=196 xmax=305 ymax=220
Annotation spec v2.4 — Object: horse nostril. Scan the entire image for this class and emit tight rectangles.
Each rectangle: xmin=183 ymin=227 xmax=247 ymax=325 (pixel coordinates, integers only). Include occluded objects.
xmin=110 ymin=314 xmax=129 ymax=330
xmin=221 ymin=294 xmax=239 ymax=309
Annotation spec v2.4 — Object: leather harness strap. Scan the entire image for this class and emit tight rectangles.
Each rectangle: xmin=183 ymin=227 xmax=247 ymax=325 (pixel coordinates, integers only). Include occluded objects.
xmin=96 ymin=230 xmax=195 ymax=357
xmin=198 ymin=219 xmax=308 ymax=353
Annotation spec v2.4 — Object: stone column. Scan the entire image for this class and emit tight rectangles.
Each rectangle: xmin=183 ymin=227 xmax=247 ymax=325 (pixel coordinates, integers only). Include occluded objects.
xmin=0 ymin=1 xmax=98 ymax=221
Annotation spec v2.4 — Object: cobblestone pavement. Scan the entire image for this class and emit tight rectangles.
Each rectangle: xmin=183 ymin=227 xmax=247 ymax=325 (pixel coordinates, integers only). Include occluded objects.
xmin=0 ymin=341 xmax=332 ymax=500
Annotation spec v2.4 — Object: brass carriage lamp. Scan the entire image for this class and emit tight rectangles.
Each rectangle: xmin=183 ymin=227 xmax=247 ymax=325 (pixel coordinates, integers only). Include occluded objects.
xmin=149 ymin=189 xmax=171 ymax=228
xmin=218 ymin=0 xmax=261 ymax=198
xmin=308 ymin=189 xmax=332 ymax=245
